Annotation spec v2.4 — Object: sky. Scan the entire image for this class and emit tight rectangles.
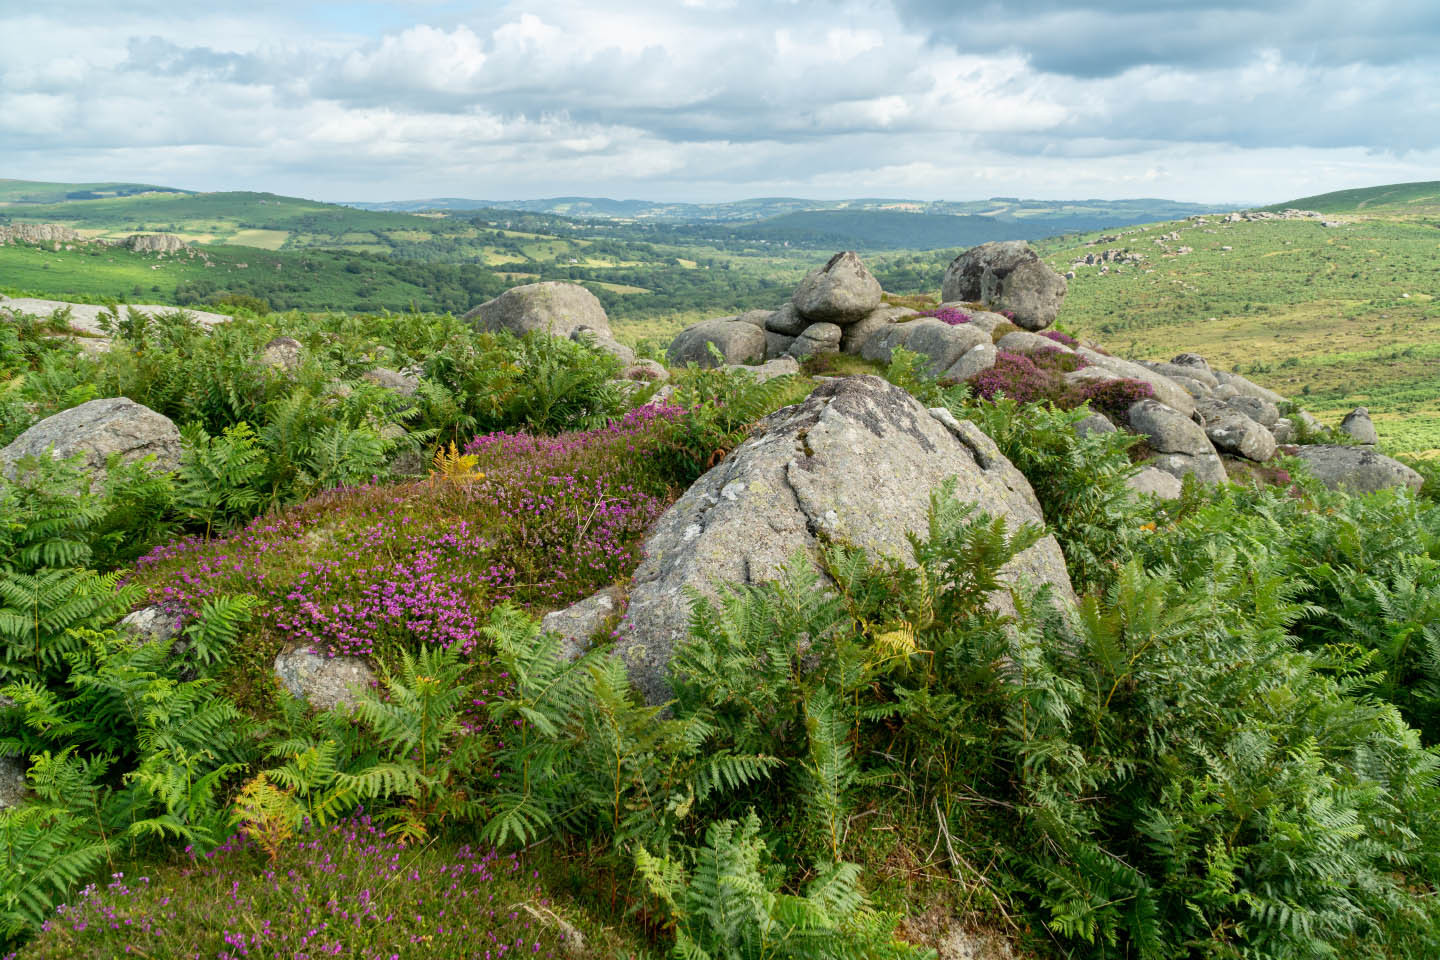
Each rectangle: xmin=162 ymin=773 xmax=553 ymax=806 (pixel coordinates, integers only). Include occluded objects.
xmin=2 ymin=0 xmax=1437 ymax=205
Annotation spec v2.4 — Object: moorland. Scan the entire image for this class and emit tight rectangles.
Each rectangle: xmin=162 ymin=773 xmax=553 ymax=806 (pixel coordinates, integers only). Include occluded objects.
xmin=0 ymin=179 xmax=1438 ymax=960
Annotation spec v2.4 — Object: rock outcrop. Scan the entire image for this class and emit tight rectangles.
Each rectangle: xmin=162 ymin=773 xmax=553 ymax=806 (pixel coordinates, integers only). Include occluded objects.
xmin=617 ymin=375 xmax=1075 ymax=703
xmin=464 ymin=282 xmax=610 ymax=339
xmin=1291 ymin=446 xmax=1422 ymax=494
xmin=941 ymin=242 xmax=1067 ymax=331
xmin=123 ymin=233 xmax=189 ymax=255
xmin=1126 ymin=399 xmax=1226 ymax=485
xmin=0 ymin=398 xmax=182 ymax=486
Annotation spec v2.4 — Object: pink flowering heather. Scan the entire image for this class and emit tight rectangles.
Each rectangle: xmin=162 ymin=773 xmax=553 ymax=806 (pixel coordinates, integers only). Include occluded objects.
xmin=25 ymin=816 xmax=569 ymax=960
xmin=918 ymin=307 xmax=971 ymax=326
xmin=1040 ymin=330 xmax=1079 ymax=348
xmin=132 ymin=406 xmax=685 ymax=662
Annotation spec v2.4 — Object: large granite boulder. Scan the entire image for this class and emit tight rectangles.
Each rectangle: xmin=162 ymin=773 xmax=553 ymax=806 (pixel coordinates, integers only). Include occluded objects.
xmin=463 ymin=282 xmax=610 ymax=338
xmin=0 ymin=398 xmax=182 ymax=486
xmin=541 ymin=586 xmax=626 ymax=662
xmin=941 ymin=242 xmax=1067 ymax=331
xmin=859 ymin=318 xmax=990 ymax=374
xmin=667 ymin=319 xmax=767 ymax=367
xmin=1126 ymin=399 xmax=1226 ymax=485
xmin=1293 ymin=445 xmax=1423 ymax=494
xmin=764 ymin=304 xmax=810 ymax=337
xmin=791 ymin=251 xmax=882 ymax=323
xmin=1213 ymin=370 xmax=1284 ymax=405
xmin=941 ymin=342 xmax=997 ymax=383
xmin=273 ymin=644 xmax=377 ymax=712
xmin=618 ymin=376 xmax=1075 ymax=703
xmin=1125 ymin=466 xmax=1183 ymax=500
xmin=995 ymin=330 xmax=1073 ymax=357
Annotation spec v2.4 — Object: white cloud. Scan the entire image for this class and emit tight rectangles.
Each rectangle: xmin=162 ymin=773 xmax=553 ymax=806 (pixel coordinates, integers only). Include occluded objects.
xmin=1 ymin=0 xmax=1434 ymax=203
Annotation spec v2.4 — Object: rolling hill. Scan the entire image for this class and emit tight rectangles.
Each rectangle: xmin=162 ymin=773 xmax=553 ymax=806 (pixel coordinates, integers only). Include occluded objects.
xmin=1260 ymin=180 xmax=1440 ymax=215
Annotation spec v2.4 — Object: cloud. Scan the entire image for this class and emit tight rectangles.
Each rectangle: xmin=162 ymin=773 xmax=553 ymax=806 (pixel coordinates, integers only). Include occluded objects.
xmin=1 ymin=0 xmax=1436 ymax=203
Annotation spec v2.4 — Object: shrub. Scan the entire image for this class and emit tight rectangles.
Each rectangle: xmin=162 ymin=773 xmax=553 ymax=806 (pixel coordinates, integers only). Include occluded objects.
xmin=21 ymin=818 xmax=571 ymax=960
xmin=1071 ymin=375 xmax=1154 ymax=419
xmin=917 ymin=307 xmax=970 ymax=325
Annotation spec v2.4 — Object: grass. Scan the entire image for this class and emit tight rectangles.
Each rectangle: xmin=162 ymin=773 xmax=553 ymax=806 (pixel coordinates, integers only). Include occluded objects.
xmin=1039 ymin=213 xmax=1440 ymax=454
xmin=227 ymin=228 xmax=290 ymax=250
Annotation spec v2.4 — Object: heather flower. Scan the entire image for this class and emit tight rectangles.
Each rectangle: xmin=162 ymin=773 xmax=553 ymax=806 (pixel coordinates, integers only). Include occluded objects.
xmin=919 ymin=307 xmax=971 ymax=326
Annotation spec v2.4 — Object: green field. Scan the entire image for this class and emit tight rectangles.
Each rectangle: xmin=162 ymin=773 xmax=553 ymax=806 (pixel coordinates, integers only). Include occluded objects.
xmin=1040 ymin=207 xmax=1440 ymax=454
xmin=1261 ymin=180 xmax=1440 ymax=216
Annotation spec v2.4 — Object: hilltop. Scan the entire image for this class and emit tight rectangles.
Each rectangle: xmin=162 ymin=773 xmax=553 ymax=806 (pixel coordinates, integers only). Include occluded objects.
xmin=1260 ymin=180 xmax=1440 ymax=215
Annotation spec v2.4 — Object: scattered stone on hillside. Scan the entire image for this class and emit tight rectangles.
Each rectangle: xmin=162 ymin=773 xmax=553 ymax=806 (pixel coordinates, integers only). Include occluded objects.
xmin=787 ymin=322 xmax=843 ymax=359
xmin=361 ymin=367 xmax=421 ymax=396
xmin=790 ymin=251 xmax=882 ymax=323
xmin=840 ymin=305 xmax=916 ymax=353
xmin=1271 ymin=418 xmax=1295 ymax=444
xmin=764 ymin=303 xmax=810 ymax=337
xmin=1293 ymin=445 xmax=1423 ymax=494
xmin=1292 ymin=409 xmax=1324 ymax=435
xmin=119 ymin=605 xmax=185 ymax=646
xmin=123 ymin=233 xmax=188 ymax=255
xmin=0 ymin=223 xmax=81 ymax=246
xmin=619 ymin=375 xmax=1075 ymax=703
xmin=273 ymin=644 xmax=376 ymax=712
xmin=1126 ymin=398 xmax=1226 ymax=485
xmin=666 ymin=318 xmax=767 ymax=367
xmin=1340 ymin=407 xmax=1379 ymax=445
xmin=571 ymin=326 xmax=635 ymax=365
xmin=1213 ymin=370 xmax=1284 ymax=405
xmin=734 ymin=309 xmax=772 ymax=328
xmin=1075 ymin=349 xmax=1196 ymax=417
xmin=463 ymin=281 xmax=610 ymax=338
xmin=258 ymin=336 xmax=303 ymax=373
xmin=941 ymin=342 xmax=997 ymax=383
xmin=541 ymin=586 xmax=626 ymax=662
xmin=995 ymin=330 xmax=1073 ymax=357
xmin=941 ymin=242 xmax=1067 ymax=332
xmin=765 ymin=331 xmax=796 ymax=359
xmin=1126 ymin=466 xmax=1184 ymax=500
xmin=621 ymin=359 xmax=668 ymax=382
xmin=0 ymin=397 xmax=182 ymax=488
xmin=1074 ymin=412 xmax=1117 ymax=437
xmin=1225 ymin=395 xmax=1279 ymax=428
xmin=1145 ymin=360 xmax=1219 ymax=389
xmin=1196 ymin=400 xmax=1277 ymax=462
xmin=723 ymin=356 xmax=800 ymax=383
xmin=860 ymin=318 xmax=989 ymax=374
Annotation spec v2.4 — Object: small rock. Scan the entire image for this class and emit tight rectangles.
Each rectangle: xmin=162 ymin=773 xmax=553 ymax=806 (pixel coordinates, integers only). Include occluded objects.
xmin=360 ymin=367 xmax=421 ymax=397
xmin=273 ymin=645 xmax=377 ymax=712
xmin=259 ymin=336 xmax=303 ymax=373
xmin=995 ymin=330 xmax=1073 ymax=357
xmin=1271 ymin=418 xmax=1295 ymax=443
xmin=119 ymin=605 xmax=185 ymax=646
xmin=764 ymin=331 xmax=796 ymax=359
xmin=787 ymin=322 xmax=843 ymax=359
xmin=1126 ymin=466 xmax=1183 ymax=499
xmin=621 ymin=359 xmax=668 ymax=382
xmin=1127 ymin=399 xmax=1226 ymax=485
xmin=940 ymin=342 xmax=996 ymax=383
xmin=1196 ymin=401 xmax=1277 ymax=462
xmin=1073 ymin=412 xmax=1117 ymax=437
xmin=1339 ymin=407 xmax=1379 ymax=445
xmin=734 ymin=309 xmax=772 ymax=328
xmin=723 ymin=356 xmax=800 ymax=383
xmin=1214 ymin=370 xmax=1285 ymax=405
xmin=763 ymin=303 xmax=810 ymax=337
xmin=541 ymin=586 xmax=626 ymax=661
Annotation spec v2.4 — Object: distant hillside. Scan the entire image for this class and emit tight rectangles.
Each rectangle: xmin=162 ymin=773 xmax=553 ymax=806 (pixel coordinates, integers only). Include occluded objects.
xmin=350 ymin=195 xmax=1235 ymax=226
xmin=0 ymin=179 xmax=191 ymax=204
xmin=1263 ymin=181 xmax=1440 ymax=215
